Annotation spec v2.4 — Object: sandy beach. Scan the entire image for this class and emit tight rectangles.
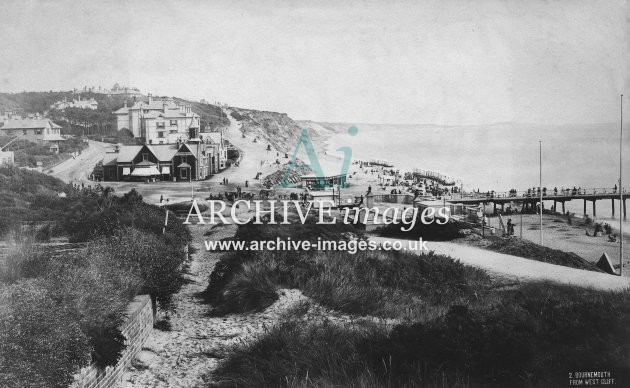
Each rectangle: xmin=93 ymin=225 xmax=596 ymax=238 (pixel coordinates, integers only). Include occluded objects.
xmin=492 ymin=213 xmax=630 ymax=272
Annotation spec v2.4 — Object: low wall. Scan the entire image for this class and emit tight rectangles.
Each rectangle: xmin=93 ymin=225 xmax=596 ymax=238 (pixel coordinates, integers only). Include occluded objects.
xmin=71 ymin=295 xmax=153 ymax=388
xmin=373 ymin=194 xmax=414 ymax=205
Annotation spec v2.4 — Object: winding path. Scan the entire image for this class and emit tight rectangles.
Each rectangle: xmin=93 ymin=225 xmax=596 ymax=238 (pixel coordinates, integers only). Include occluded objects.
xmin=371 ymin=237 xmax=630 ymax=291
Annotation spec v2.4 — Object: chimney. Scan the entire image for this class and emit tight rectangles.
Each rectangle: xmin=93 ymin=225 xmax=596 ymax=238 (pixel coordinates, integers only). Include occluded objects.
xmin=148 ymin=93 xmax=153 ymax=103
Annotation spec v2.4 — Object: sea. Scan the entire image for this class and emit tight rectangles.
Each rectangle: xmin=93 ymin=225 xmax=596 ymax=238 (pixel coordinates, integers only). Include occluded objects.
xmin=324 ymin=121 xmax=630 ymax=227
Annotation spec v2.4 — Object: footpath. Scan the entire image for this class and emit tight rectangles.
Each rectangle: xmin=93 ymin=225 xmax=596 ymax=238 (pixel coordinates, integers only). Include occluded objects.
xmin=371 ymin=237 xmax=630 ymax=291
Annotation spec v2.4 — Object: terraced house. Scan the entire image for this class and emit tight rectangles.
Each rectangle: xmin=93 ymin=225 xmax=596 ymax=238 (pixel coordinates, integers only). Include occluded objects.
xmin=114 ymin=95 xmax=200 ymax=144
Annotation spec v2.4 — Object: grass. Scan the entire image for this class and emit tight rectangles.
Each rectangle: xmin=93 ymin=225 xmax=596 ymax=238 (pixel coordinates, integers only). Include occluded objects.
xmin=477 ymin=235 xmax=601 ymax=272
xmin=210 ymin=283 xmax=630 ymax=387
xmin=205 ymin=218 xmax=491 ymax=320
xmin=205 ymin=208 xmax=630 ymax=387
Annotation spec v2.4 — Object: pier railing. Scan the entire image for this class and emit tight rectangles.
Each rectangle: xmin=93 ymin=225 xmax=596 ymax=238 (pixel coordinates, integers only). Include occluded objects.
xmin=445 ymin=187 xmax=629 ymax=201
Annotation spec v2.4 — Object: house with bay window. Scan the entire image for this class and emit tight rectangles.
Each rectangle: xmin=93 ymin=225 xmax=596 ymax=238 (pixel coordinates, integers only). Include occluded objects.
xmin=113 ymin=95 xmax=200 ymax=145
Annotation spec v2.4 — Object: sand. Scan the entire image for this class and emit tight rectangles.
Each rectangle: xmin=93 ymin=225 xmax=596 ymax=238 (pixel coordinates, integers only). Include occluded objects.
xmin=492 ymin=213 xmax=630 ymax=275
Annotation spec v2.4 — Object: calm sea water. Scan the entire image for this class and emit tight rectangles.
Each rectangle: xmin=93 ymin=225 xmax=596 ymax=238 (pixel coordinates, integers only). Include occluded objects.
xmin=324 ymin=122 xmax=630 ymax=223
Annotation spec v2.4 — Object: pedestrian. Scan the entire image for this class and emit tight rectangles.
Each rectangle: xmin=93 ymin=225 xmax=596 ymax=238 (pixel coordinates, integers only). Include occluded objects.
xmin=245 ymin=180 xmax=249 ymax=188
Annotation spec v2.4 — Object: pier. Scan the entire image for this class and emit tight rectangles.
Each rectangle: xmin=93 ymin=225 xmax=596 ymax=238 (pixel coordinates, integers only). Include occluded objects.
xmin=443 ymin=188 xmax=629 ymax=219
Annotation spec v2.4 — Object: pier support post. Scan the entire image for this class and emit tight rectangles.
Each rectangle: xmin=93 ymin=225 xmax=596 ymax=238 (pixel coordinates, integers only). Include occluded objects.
xmin=493 ymin=203 xmax=497 ymax=214
xmin=553 ymin=200 xmax=557 ymax=212
xmin=592 ymin=200 xmax=597 ymax=218
xmin=562 ymin=201 xmax=565 ymax=214
xmin=624 ymin=199 xmax=627 ymax=220
xmin=612 ymin=199 xmax=615 ymax=218
xmin=501 ymin=203 xmax=504 ymax=212
xmin=583 ymin=199 xmax=587 ymax=216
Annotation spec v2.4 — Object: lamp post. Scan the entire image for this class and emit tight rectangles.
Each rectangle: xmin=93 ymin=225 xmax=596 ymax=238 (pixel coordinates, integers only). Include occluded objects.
xmin=620 ymin=94 xmax=624 ymax=276
xmin=539 ymin=141 xmax=543 ymax=246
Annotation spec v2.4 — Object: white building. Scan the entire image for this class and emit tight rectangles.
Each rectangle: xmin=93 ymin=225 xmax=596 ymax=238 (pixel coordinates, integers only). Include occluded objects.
xmin=113 ymin=95 xmax=201 ymax=145
xmin=0 ymin=150 xmax=14 ymax=166
xmin=51 ymin=96 xmax=98 ymax=110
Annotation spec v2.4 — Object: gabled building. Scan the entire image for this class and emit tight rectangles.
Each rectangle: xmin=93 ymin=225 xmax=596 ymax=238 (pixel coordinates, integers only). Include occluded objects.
xmin=102 ymin=138 xmax=226 ymax=182
xmin=0 ymin=119 xmax=65 ymax=146
xmin=113 ymin=95 xmax=200 ymax=145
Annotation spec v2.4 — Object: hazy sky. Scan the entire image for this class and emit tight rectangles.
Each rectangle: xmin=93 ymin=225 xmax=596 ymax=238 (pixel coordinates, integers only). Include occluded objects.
xmin=1 ymin=0 xmax=628 ymax=125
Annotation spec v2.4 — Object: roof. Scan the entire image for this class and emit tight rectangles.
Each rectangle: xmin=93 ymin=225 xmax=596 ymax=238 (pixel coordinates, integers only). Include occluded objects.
xmin=0 ymin=119 xmax=58 ymax=130
xmin=102 ymin=154 xmax=118 ymax=166
xmin=146 ymin=144 xmax=178 ymax=161
xmin=45 ymin=134 xmax=66 ymax=141
xmin=415 ymin=200 xmax=453 ymax=207
xmin=130 ymin=166 xmax=161 ymax=176
xmin=116 ymin=145 xmax=143 ymax=163
xmin=135 ymin=160 xmax=156 ymax=167
xmin=177 ymin=162 xmax=191 ymax=169
xmin=114 ymin=107 xmax=129 ymax=115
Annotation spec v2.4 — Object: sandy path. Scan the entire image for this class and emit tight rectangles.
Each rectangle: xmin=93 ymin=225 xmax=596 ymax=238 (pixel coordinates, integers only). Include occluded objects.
xmin=119 ymin=220 xmax=306 ymax=388
xmin=48 ymin=140 xmax=108 ymax=184
xmin=206 ymin=110 xmax=284 ymax=189
xmin=371 ymin=237 xmax=630 ymax=291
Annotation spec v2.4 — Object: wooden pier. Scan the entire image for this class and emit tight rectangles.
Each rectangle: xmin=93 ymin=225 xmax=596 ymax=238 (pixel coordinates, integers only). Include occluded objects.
xmin=443 ymin=188 xmax=629 ymax=219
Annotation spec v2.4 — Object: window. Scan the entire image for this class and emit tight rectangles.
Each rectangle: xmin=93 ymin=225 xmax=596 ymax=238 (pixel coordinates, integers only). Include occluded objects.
xmin=35 ymin=129 xmax=42 ymax=135
xmin=142 ymin=153 xmax=148 ymax=160
xmin=148 ymin=140 xmax=153 ymax=144
xmin=22 ymin=130 xmax=27 ymax=135
xmin=159 ymin=141 xmax=164 ymax=145
xmin=170 ymin=120 xmax=177 ymax=126
xmin=156 ymin=122 xmax=165 ymax=129
xmin=157 ymin=132 xmax=164 ymax=138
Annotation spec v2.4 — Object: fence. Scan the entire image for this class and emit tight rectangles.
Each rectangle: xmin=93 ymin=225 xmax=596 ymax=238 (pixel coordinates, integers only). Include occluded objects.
xmin=70 ymin=295 xmax=154 ymax=388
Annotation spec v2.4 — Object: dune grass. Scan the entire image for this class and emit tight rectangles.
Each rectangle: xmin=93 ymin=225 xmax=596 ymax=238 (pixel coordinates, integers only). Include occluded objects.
xmin=205 ymin=211 xmax=630 ymax=387
xmin=211 ymin=283 xmax=630 ymax=387
xmin=205 ymin=220 xmax=490 ymax=319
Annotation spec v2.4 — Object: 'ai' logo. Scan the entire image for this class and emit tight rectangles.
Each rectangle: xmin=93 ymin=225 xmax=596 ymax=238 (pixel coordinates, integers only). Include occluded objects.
xmin=277 ymin=126 xmax=358 ymax=188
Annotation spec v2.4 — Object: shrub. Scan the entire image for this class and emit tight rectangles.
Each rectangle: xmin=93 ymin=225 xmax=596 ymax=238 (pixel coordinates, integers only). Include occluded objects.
xmin=0 ymin=279 xmax=91 ymax=387
xmin=94 ymin=228 xmax=187 ymax=310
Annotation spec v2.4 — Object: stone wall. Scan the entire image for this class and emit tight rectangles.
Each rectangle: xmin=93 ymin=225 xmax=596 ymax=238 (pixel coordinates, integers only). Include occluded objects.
xmin=70 ymin=295 xmax=153 ymax=388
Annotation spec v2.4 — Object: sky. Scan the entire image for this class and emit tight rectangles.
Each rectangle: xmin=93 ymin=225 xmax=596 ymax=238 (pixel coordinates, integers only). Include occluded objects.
xmin=0 ymin=0 xmax=628 ymax=125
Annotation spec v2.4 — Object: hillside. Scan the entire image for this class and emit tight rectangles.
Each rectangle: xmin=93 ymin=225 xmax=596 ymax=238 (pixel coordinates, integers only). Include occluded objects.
xmin=0 ymin=91 xmax=228 ymax=136
xmin=230 ymin=109 xmax=335 ymax=153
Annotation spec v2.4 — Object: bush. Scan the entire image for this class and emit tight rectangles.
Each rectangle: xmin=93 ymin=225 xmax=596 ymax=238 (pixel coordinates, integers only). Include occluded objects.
xmin=94 ymin=228 xmax=187 ymax=310
xmin=0 ymin=279 xmax=91 ymax=387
